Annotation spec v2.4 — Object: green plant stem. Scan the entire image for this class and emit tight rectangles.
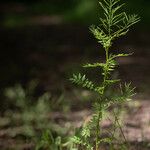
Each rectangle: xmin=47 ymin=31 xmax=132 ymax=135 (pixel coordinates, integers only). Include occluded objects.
xmin=95 ymin=47 xmax=110 ymax=150
xmin=113 ymin=110 xmax=130 ymax=149
xmin=106 ymin=48 xmax=109 ymax=61
xmin=103 ymin=47 xmax=109 ymax=87
xmin=96 ymin=104 xmax=102 ymax=150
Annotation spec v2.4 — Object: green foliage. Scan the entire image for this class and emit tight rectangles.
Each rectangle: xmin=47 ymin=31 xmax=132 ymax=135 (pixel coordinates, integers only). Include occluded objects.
xmin=3 ymin=83 xmax=68 ymax=139
xmin=36 ymin=130 xmax=78 ymax=150
xmin=36 ymin=130 xmax=63 ymax=150
xmin=70 ymin=73 xmax=95 ymax=90
xmin=90 ymin=0 xmax=140 ymax=49
xmin=70 ymin=0 xmax=140 ymax=150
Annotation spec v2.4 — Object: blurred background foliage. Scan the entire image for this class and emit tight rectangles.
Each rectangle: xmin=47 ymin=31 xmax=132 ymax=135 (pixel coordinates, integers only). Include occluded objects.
xmin=1 ymin=0 xmax=150 ymax=27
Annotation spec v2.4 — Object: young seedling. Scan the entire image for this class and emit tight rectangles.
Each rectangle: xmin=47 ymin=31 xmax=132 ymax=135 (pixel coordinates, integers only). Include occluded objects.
xmin=70 ymin=0 xmax=140 ymax=150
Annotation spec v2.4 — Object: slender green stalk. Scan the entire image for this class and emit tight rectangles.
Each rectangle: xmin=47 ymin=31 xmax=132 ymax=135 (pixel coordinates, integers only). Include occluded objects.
xmin=113 ymin=110 xmax=130 ymax=149
xmin=96 ymin=108 xmax=101 ymax=150
xmin=96 ymin=46 xmax=109 ymax=150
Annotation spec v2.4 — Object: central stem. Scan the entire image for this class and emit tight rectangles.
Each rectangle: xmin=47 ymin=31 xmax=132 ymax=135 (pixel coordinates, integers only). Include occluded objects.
xmin=96 ymin=104 xmax=102 ymax=150
xmin=95 ymin=47 xmax=109 ymax=150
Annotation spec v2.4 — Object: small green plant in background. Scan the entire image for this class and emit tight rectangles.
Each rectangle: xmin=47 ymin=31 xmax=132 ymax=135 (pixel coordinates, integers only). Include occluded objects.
xmin=70 ymin=0 xmax=140 ymax=149
xmin=36 ymin=130 xmax=78 ymax=150
xmin=3 ymin=82 xmax=69 ymax=140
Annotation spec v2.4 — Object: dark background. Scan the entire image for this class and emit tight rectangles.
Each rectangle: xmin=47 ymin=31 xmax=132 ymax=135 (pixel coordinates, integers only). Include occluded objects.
xmin=0 ymin=0 xmax=150 ymax=105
